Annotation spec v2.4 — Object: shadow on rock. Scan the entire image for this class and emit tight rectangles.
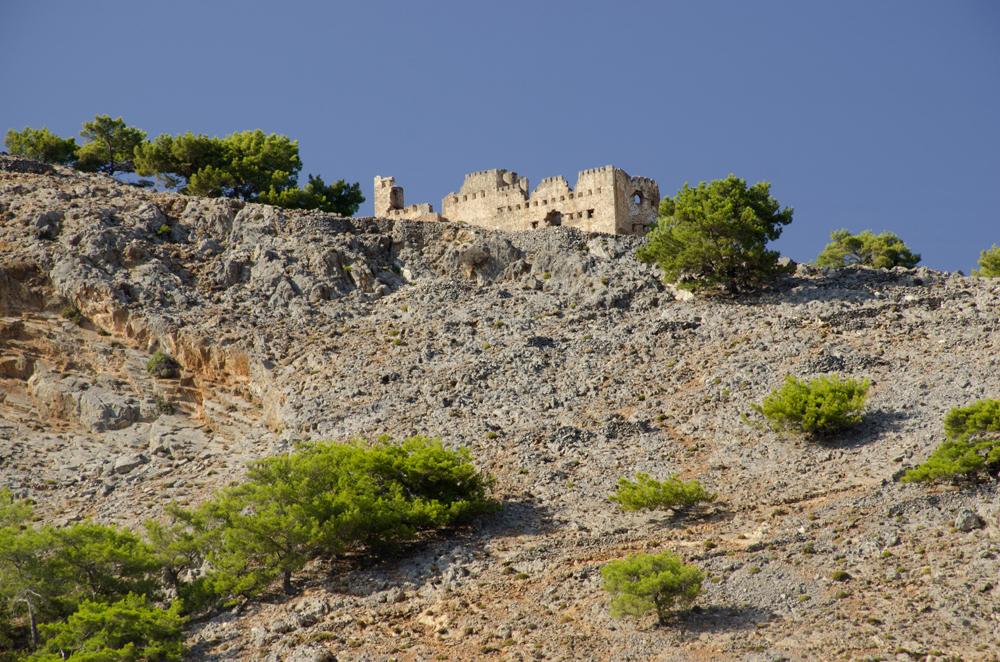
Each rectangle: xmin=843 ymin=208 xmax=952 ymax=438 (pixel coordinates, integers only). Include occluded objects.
xmin=478 ymin=496 xmax=558 ymax=537
xmin=803 ymin=407 xmax=909 ymax=451
xmin=643 ymin=504 xmax=736 ymax=530
xmin=671 ymin=604 xmax=777 ymax=634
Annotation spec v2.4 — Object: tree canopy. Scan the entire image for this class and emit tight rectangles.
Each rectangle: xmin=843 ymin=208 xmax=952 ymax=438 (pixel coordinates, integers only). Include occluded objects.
xmin=972 ymin=244 xmax=1000 ymax=278
xmin=184 ymin=130 xmax=301 ymax=201
xmin=7 ymin=116 xmax=364 ymax=214
xmin=133 ymin=132 xmax=225 ymax=192
xmin=3 ymin=127 xmax=78 ymax=164
xmin=34 ymin=594 xmax=185 ymax=662
xmin=257 ymin=174 xmax=365 ymax=217
xmin=813 ymin=229 xmax=920 ymax=270
xmin=0 ymin=489 xmax=172 ymax=655
xmin=601 ymin=552 xmax=704 ymax=625
xmin=609 ymin=473 xmax=716 ymax=512
xmin=637 ymin=175 xmax=794 ymax=294
xmin=74 ymin=115 xmax=146 ymax=177
xmin=903 ymin=399 xmax=1000 ymax=484
xmin=133 ymin=129 xmax=365 ymax=214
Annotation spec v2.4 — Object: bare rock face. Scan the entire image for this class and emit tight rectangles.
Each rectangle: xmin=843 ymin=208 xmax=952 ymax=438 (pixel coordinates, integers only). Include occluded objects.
xmin=113 ymin=452 xmax=148 ymax=475
xmin=2 ymin=156 xmax=1000 ymax=662
xmin=954 ymin=509 xmax=985 ymax=531
xmin=28 ymin=371 xmax=137 ymax=432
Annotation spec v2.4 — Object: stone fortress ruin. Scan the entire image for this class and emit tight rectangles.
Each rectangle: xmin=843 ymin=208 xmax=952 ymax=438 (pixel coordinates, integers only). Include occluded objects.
xmin=374 ymin=166 xmax=659 ymax=236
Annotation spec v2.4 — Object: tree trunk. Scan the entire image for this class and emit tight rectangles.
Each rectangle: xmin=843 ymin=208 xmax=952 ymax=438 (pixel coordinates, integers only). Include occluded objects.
xmin=28 ymin=602 xmax=38 ymax=650
xmin=283 ymin=568 xmax=293 ymax=595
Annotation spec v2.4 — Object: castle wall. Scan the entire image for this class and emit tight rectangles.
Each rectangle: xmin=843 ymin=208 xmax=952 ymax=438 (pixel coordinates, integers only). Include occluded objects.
xmin=440 ymin=166 xmax=658 ymax=235
xmin=374 ymin=175 xmax=435 ymax=221
xmin=377 ymin=167 xmax=658 ymax=235
xmin=612 ymin=170 xmax=660 ymax=235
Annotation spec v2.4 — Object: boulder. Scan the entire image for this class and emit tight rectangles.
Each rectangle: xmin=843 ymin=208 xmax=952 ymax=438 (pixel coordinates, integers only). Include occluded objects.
xmin=283 ymin=646 xmax=335 ymax=662
xmin=113 ymin=453 xmax=148 ymax=475
xmin=78 ymin=389 xmax=138 ymax=432
xmin=954 ymin=509 xmax=984 ymax=532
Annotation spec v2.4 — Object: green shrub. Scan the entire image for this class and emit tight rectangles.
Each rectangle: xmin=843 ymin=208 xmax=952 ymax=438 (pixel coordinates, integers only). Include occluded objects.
xmin=60 ymin=306 xmax=84 ymax=325
xmin=972 ymin=244 xmax=1000 ymax=278
xmin=180 ymin=436 xmax=499 ymax=602
xmin=157 ymin=223 xmax=172 ymax=236
xmin=609 ymin=473 xmax=716 ymax=512
xmin=601 ymin=552 xmax=704 ymax=625
xmin=35 ymin=594 xmax=185 ymax=662
xmin=902 ymin=399 xmax=1000 ymax=484
xmin=0 ymin=493 xmax=165 ymax=655
xmin=814 ymin=229 xmax=920 ymax=269
xmin=154 ymin=395 xmax=174 ymax=415
xmin=754 ymin=374 xmax=869 ymax=435
xmin=146 ymin=350 xmax=180 ymax=379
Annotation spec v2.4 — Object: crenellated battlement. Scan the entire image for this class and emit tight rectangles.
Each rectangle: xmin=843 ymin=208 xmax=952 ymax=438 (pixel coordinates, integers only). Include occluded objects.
xmin=577 ymin=165 xmax=615 ymax=176
xmin=376 ymin=165 xmax=659 ymax=236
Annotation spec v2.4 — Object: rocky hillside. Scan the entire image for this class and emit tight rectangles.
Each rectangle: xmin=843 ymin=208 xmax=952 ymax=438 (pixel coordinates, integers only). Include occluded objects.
xmin=1 ymin=155 xmax=998 ymax=662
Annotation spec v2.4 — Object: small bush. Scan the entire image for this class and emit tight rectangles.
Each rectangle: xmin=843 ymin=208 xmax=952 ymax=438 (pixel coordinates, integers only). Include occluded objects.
xmin=601 ymin=552 xmax=704 ymax=625
xmin=755 ymin=374 xmax=869 ymax=435
xmin=903 ymin=399 xmax=1000 ymax=484
xmin=146 ymin=350 xmax=181 ymax=379
xmin=155 ymin=395 xmax=174 ymax=415
xmin=157 ymin=223 xmax=172 ymax=236
xmin=609 ymin=473 xmax=716 ymax=512
xmin=61 ymin=306 xmax=84 ymax=325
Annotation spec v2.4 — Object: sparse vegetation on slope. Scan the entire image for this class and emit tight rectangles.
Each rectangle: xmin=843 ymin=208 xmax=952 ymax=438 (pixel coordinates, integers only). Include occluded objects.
xmin=601 ymin=552 xmax=704 ymax=625
xmin=903 ymin=399 xmax=1000 ymax=483
xmin=2 ymin=156 xmax=1000 ymax=660
xmin=754 ymin=374 xmax=869 ymax=436
xmin=609 ymin=473 xmax=715 ymax=512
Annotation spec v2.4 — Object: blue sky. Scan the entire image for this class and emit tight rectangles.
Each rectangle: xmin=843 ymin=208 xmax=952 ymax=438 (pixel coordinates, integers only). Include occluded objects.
xmin=2 ymin=1 xmax=997 ymax=272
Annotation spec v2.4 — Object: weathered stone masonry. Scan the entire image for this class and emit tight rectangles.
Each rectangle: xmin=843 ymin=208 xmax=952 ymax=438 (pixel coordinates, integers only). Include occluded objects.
xmin=373 ymin=176 xmax=437 ymax=222
xmin=374 ymin=166 xmax=659 ymax=236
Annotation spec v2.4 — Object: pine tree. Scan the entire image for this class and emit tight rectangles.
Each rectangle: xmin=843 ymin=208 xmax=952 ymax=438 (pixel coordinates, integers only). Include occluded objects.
xmin=638 ymin=175 xmax=793 ymax=294
xmin=74 ymin=115 xmax=146 ymax=176
xmin=972 ymin=244 xmax=1000 ymax=278
xmin=814 ymin=229 xmax=920 ymax=269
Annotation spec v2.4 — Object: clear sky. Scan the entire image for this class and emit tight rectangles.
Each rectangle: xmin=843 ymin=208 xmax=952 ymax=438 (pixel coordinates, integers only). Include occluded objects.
xmin=2 ymin=1 xmax=997 ymax=273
